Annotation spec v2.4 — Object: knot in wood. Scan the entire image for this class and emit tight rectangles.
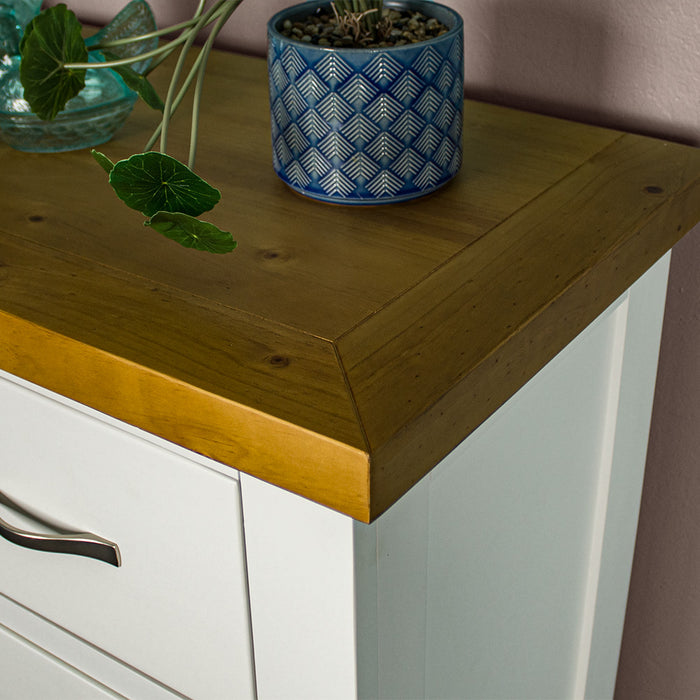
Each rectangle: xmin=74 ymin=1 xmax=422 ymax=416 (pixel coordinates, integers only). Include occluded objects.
xmin=268 ymin=354 xmax=290 ymax=368
xmin=257 ymin=248 xmax=291 ymax=263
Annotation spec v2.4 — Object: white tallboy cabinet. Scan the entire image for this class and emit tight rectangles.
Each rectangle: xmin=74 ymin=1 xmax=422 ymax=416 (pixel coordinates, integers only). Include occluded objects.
xmin=0 ymin=254 xmax=670 ymax=699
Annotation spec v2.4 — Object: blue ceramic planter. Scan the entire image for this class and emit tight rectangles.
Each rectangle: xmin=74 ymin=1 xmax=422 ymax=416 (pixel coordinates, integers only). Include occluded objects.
xmin=267 ymin=0 xmax=464 ymax=205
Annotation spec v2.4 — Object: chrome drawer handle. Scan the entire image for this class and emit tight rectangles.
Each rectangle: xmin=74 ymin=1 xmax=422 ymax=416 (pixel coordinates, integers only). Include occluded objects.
xmin=0 ymin=491 xmax=121 ymax=567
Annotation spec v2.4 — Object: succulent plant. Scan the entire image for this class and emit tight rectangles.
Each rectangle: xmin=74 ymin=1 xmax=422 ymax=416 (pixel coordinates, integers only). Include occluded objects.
xmin=331 ymin=0 xmax=385 ymax=41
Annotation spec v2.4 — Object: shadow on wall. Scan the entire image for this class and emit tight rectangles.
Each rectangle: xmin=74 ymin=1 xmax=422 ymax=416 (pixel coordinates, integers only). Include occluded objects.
xmin=42 ymin=0 xmax=294 ymax=57
xmin=463 ymin=0 xmax=698 ymax=145
xmin=42 ymin=0 xmax=698 ymax=146
xmin=130 ymin=0 xmax=292 ymax=55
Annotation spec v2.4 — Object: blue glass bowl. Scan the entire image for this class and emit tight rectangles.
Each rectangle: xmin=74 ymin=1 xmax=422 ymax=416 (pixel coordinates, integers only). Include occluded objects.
xmin=267 ymin=0 xmax=464 ymax=205
xmin=0 ymin=0 xmax=157 ymax=153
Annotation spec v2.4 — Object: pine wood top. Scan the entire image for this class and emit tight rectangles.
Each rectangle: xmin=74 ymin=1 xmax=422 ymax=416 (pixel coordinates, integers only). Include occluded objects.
xmin=1 ymin=51 xmax=700 ymax=521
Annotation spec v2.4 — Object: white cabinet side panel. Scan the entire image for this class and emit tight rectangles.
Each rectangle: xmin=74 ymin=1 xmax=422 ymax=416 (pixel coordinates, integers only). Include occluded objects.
xmin=372 ymin=476 xmax=431 ymax=700
xmin=404 ymin=256 xmax=671 ymax=700
xmin=422 ymin=303 xmax=621 ymax=699
xmin=584 ymin=252 xmax=670 ymax=699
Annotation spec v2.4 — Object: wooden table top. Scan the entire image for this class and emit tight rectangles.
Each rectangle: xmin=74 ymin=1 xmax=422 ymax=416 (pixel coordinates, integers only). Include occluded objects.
xmin=1 ymin=51 xmax=700 ymax=522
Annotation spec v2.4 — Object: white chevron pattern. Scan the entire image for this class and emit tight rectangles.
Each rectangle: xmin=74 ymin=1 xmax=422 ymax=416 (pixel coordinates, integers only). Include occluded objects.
xmin=270 ymin=59 xmax=289 ymax=91
xmin=364 ymin=53 xmax=403 ymax=84
xmin=271 ymin=97 xmax=291 ymax=130
xmin=298 ymin=110 xmax=331 ymax=138
xmin=314 ymin=52 xmax=353 ymax=85
xmin=339 ymin=74 xmax=378 ymax=106
xmin=280 ymin=46 xmax=306 ymax=79
xmin=414 ymin=87 xmax=444 ymax=118
xmin=365 ymin=132 xmax=403 ymax=161
xmin=297 ymin=70 xmax=329 ymax=100
xmin=286 ymin=160 xmax=311 ymax=187
xmin=365 ymin=94 xmax=404 ymax=123
xmin=448 ymin=35 xmax=463 ymax=66
xmin=343 ymin=152 xmax=380 ymax=181
xmin=414 ymin=124 xmax=443 ymax=155
xmin=413 ymin=161 xmax=444 ymax=189
xmin=366 ymin=170 xmax=404 ymax=196
xmin=282 ymin=123 xmax=309 ymax=152
xmin=316 ymin=93 xmax=354 ymax=122
xmin=436 ymin=62 xmax=456 ymax=93
xmin=300 ymin=148 xmax=332 ymax=176
xmin=392 ymin=70 xmax=425 ymax=103
xmin=282 ymin=84 xmax=308 ymax=118
xmin=413 ymin=46 xmax=442 ymax=78
xmin=318 ymin=131 xmax=355 ymax=160
xmin=434 ymin=137 xmax=457 ymax=167
xmin=391 ymin=148 xmax=426 ymax=177
xmin=319 ymin=169 xmax=356 ymax=196
xmin=434 ymin=100 xmax=457 ymax=130
xmin=273 ymin=134 xmax=293 ymax=165
xmin=341 ymin=113 xmax=380 ymax=144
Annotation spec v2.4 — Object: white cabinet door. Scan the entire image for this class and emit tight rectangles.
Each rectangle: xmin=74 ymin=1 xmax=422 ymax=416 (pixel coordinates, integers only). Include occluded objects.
xmin=0 ymin=372 xmax=256 ymax=700
xmin=0 ymin=623 xmax=122 ymax=699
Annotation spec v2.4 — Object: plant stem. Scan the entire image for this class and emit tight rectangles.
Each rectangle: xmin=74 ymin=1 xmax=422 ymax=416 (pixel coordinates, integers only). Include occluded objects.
xmin=141 ymin=1 xmax=208 ymax=77
xmin=159 ymin=0 xmax=234 ymax=155
xmin=64 ymin=0 xmax=224 ymax=72
xmin=142 ymin=40 xmax=217 ymax=151
xmin=188 ymin=0 xmax=245 ymax=168
xmin=86 ymin=17 xmax=202 ymax=51
xmin=142 ymin=0 xmax=240 ymax=156
xmin=65 ymin=32 xmax=192 ymax=70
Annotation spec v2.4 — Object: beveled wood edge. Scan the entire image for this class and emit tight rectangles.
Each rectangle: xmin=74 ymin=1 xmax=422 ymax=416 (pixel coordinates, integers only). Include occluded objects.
xmin=0 ymin=311 xmax=373 ymax=522
xmin=0 ymin=222 xmax=370 ymax=450
xmin=366 ymin=180 xmax=698 ymax=520
xmin=336 ymin=131 xmax=698 ymax=451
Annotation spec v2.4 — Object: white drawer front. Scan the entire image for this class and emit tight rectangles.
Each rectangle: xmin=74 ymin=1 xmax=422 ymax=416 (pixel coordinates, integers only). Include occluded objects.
xmin=0 ymin=623 xmax=121 ymax=699
xmin=0 ymin=373 xmax=255 ymax=699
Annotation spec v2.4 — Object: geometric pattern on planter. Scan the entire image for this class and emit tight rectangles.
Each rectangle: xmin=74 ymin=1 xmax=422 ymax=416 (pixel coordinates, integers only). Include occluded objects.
xmin=268 ymin=8 xmax=464 ymax=205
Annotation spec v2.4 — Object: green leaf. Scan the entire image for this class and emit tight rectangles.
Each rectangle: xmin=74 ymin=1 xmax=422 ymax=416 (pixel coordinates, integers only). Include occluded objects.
xmin=19 ymin=4 xmax=88 ymax=121
xmin=91 ymin=149 xmax=115 ymax=174
xmin=108 ymin=152 xmax=221 ymax=218
xmin=18 ymin=12 xmax=38 ymax=56
xmin=145 ymin=212 xmax=237 ymax=254
xmin=102 ymin=50 xmax=164 ymax=112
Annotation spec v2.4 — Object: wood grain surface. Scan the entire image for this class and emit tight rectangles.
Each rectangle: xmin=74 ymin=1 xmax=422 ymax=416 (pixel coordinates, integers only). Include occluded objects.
xmin=1 ymin=51 xmax=699 ymax=521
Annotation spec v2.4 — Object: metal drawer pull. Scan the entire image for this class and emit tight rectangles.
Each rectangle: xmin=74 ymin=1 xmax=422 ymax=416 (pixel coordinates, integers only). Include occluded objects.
xmin=0 ymin=491 xmax=121 ymax=567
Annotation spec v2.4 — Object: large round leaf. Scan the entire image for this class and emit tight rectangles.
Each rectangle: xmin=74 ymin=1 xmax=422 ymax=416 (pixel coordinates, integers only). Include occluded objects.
xmin=145 ymin=212 xmax=237 ymax=254
xmin=109 ymin=152 xmax=221 ymax=217
xmin=19 ymin=4 xmax=88 ymax=121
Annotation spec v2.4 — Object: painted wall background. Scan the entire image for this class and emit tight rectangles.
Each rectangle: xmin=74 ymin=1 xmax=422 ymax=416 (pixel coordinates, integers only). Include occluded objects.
xmin=46 ymin=1 xmax=700 ymax=696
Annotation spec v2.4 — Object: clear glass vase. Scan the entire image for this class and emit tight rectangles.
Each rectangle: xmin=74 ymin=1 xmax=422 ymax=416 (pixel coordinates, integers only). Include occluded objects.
xmin=0 ymin=0 xmax=157 ymax=153
xmin=0 ymin=0 xmax=40 ymax=58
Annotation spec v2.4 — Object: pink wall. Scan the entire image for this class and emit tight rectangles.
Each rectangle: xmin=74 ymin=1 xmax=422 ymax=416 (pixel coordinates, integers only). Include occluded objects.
xmin=47 ymin=1 xmax=700 ymax=696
